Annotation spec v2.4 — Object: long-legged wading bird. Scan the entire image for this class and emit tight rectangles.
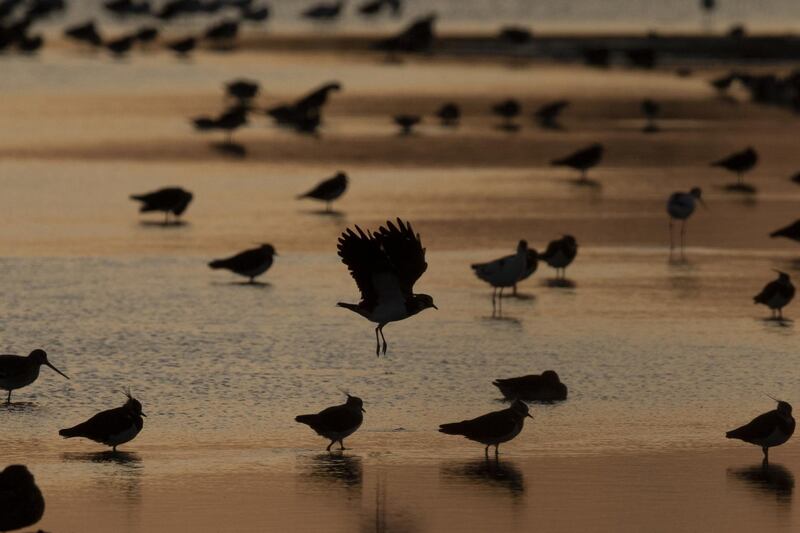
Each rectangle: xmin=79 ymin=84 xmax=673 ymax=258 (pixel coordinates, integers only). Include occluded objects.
xmin=59 ymin=390 xmax=146 ymax=452
xmin=439 ymin=400 xmax=532 ymax=457
xmin=295 ymin=394 xmax=365 ymax=451
xmin=770 ymin=220 xmax=800 ymax=244
xmin=130 ymin=186 xmax=193 ymax=225
xmin=711 ymin=146 xmax=757 ymax=186
xmin=208 ymin=244 xmax=277 ymax=284
xmin=493 ymin=370 xmax=567 ymax=402
xmin=337 ymin=219 xmax=437 ymax=356
xmin=297 ymin=171 xmax=348 ymax=212
xmin=0 ymin=349 xmax=69 ymax=404
xmin=727 ymin=398 xmax=795 ymax=464
xmin=540 ymin=235 xmax=578 ymax=280
xmin=471 ymin=240 xmax=529 ymax=311
xmin=667 ymin=187 xmax=705 ymax=254
xmin=0 ymin=465 xmax=45 ymax=533
xmin=551 ymin=143 xmax=604 ymax=182
xmin=754 ymin=271 xmax=795 ymax=320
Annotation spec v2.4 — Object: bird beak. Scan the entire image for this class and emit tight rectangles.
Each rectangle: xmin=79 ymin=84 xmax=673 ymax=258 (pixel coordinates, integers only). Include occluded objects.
xmin=773 ymin=269 xmax=787 ymax=276
xmin=698 ymin=197 xmax=708 ymax=210
xmin=526 ymin=413 xmax=533 ymax=418
xmin=361 ymin=407 xmax=366 ymax=413
xmin=432 ymin=304 xmax=439 ymax=310
xmin=46 ymin=362 xmax=70 ymax=380
xmin=141 ymin=413 xmax=147 ymax=417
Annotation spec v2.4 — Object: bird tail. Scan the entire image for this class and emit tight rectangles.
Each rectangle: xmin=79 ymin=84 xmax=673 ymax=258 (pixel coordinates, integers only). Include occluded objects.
xmin=336 ymin=302 xmax=361 ymax=313
xmin=129 ymin=194 xmax=144 ymax=201
xmin=438 ymin=422 xmax=466 ymax=435
xmin=208 ymin=259 xmax=227 ymax=270
xmin=295 ymin=414 xmax=318 ymax=426
xmin=59 ymin=426 xmax=81 ymax=438
xmin=296 ymin=192 xmax=310 ymax=200
xmin=550 ymin=157 xmax=567 ymax=166
xmin=770 ymin=228 xmax=790 ymax=239
xmin=725 ymin=427 xmax=745 ymax=440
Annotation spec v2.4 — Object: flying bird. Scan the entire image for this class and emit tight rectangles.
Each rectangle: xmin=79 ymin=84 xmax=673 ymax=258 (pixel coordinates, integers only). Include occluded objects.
xmin=295 ymin=394 xmax=365 ymax=451
xmin=711 ymin=147 xmax=758 ymax=186
xmin=667 ymin=187 xmax=705 ymax=254
xmin=540 ymin=235 xmax=578 ymax=280
xmin=439 ymin=400 xmax=532 ymax=457
xmin=471 ymin=240 xmax=529 ymax=311
xmin=551 ymin=143 xmax=604 ymax=182
xmin=337 ymin=219 xmax=437 ymax=356
xmin=727 ymin=398 xmax=795 ymax=464
xmin=753 ymin=271 xmax=795 ymax=320
xmin=59 ymin=390 xmax=146 ymax=452
xmin=129 ymin=186 xmax=193 ymax=225
xmin=493 ymin=370 xmax=568 ymax=402
xmin=208 ymin=244 xmax=277 ymax=284
xmin=0 ymin=465 xmax=45 ymax=533
xmin=0 ymin=348 xmax=69 ymax=404
xmin=297 ymin=171 xmax=348 ymax=212
xmin=770 ymin=220 xmax=800 ymax=243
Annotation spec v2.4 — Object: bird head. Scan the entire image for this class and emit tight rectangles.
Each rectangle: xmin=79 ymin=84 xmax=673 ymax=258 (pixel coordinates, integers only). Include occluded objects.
xmin=1 ymin=464 xmax=35 ymax=485
xmin=517 ymin=240 xmax=528 ymax=252
xmin=562 ymin=235 xmax=578 ymax=248
xmin=541 ymin=370 xmax=560 ymax=383
xmin=690 ymin=187 xmax=707 ymax=208
xmin=29 ymin=349 xmax=70 ymax=380
xmin=335 ymin=171 xmax=348 ymax=182
xmin=345 ymin=394 xmax=366 ymax=413
xmin=260 ymin=244 xmax=277 ymax=256
xmin=413 ymin=293 xmax=438 ymax=312
xmin=766 ymin=394 xmax=792 ymax=415
xmin=123 ymin=389 xmax=146 ymax=417
xmin=510 ymin=400 xmax=533 ymax=419
xmin=773 ymin=270 xmax=791 ymax=283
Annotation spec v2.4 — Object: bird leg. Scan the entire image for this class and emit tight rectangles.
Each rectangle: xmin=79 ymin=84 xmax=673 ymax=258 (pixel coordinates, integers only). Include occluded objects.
xmin=669 ymin=219 xmax=674 ymax=252
xmin=327 ymin=440 xmax=334 ymax=452
xmin=512 ymin=284 xmax=518 ymax=297
xmin=379 ymin=325 xmax=388 ymax=356
xmin=681 ymin=220 xmax=688 ymax=256
xmin=326 ymin=201 xmax=331 ymax=213
xmin=164 ymin=211 xmax=169 ymax=226
xmin=491 ymin=287 xmax=497 ymax=313
xmin=762 ymin=446 xmax=769 ymax=464
xmin=6 ymin=390 xmax=11 ymax=404
xmin=580 ymin=169 xmax=586 ymax=182
xmin=778 ymin=308 xmax=784 ymax=320
xmin=226 ymin=130 xmax=233 ymax=145
xmin=339 ymin=440 xmax=346 ymax=450
xmin=484 ymin=445 xmax=490 ymax=458
xmin=495 ymin=444 xmax=500 ymax=457
xmin=375 ymin=326 xmax=381 ymax=357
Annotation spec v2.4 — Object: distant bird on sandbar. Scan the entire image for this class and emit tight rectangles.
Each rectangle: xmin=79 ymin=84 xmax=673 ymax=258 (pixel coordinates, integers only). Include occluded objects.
xmin=358 ymin=0 xmax=399 ymax=16
xmin=436 ymin=103 xmax=460 ymax=127
xmin=376 ymin=12 xmax=436 ymax=54
xmin=711 ymin=146 xmax=758 ymax=188
xmin=533 ymin=100 xmax=569 ymax=130
xmin=337 ymin=218 xmax=437 ymax=356
xmin=208 ymin=105 xmax=249 ymax=144
xmin=64 ymin=20 xmax=103 ymax=47
xmin=754 ymin=271 xmax=795 ymax=320
xmin=267 ymin=81 xmax=341 ymax=131
xmin=209 ymin=244 xmax=277 ymax=284
xmin=0 ymin=349 xmax=69 ymax=404
xmin=727 ymin=398 xmax=794 ymax=464
xmin=104 ymin=0 xmax=152 ymax=17
xmin=297 ymin=171 xmax=348 ymax=212
xmin=166 ymin=36 xmax=196 ymax=56
xmin=439 ymin=400 xmax=532 ymax=457
xmin=471 ymin=240 xmax=529 ymax=311
xmin=226 ymin=79 xmax=259 ymax=101
xmin=295 ymin=394 xmax=365 ymax=451
xmin=106 ymin=34 xmax=136 ymax=56
xmin=241 ymin=4 xmax=270 ymax=22
xmin=0 ymin=465 xmax=45 ymax=533
xmin=135 ymin=26 xmax=158 ymax=45
xmin=59 ymin=390 xmax=146 ymax=452
xmin=492 ymin=99 xmax=520 ymax=130
xmin=130 ymin=186 xmax=193 ymax=225
xmin=493 ymin=370 xmax=568 ymax=402
xmin=667 ymin=187 xmax=705 ymax=254
xmin=551 ymin=143 xmax=604 ymax=183
xmin=771 ymin=220 xmax=800 ymax=243
xmin=710 ymin=73 xmax=736 ymax=95
xmin=641 ymin=98 xmax=660 ymax=132
xmin=498 ymin=26 xmax=532 ymax=45
xmin=394 ymin=114 xmax=420 ymax=135
xmin=540 ymin=235 xmax=578 ymax=280
xmin=204 ymin=19 xmax=239 ymax=45
xmin=301 ymin=0 xmax=345 ymax=21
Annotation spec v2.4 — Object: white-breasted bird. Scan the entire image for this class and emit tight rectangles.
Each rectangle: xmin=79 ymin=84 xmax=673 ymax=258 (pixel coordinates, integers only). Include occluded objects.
xmin=539 ymin=235 xmax=578 ymax=280
xmin=59 ymin=390 xmax=146 ymax=452
xmin=208 ymin=244 xmax=277 ymax=284
xmin=727 ymin=398 xmax=795 ymax=464
xmin=297 ymin=172 xmax=348 ymax=212
xmin=667 ymin=187 xmax=705 ymax=254
xmin=0 ymin=349 xmax=69 ymax=404
xmin=337 ymin=218 xmax=437 ymax=356
xmin=295 ymin=394 xmax=365 ymax=451
xmin=439 ymin=400 xmax=532 ymax=457
xmin=754 ymin=271 xmax=795 ymax=320
xmin=471 ymin=240 xmax=530 ymax=310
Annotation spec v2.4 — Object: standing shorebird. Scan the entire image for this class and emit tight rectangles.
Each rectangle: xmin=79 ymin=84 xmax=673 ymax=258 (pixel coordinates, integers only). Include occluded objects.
xmin=337 ymin=218 xmax=437 ymax=356
xmin=770 ymin=220 xmax=800 ymax=244
xmin=297 ymin=171 xmax=348 ymax=212
xmin=551 ymin=143 xmax=604 ymax=183
xmin=0 ymin=349 xmax=69 ymax=404
xmin=394 ymin=114 xmax=421 ymax=135
xmin=301 ymin=0 xmax=345 ymax=21
xmin=711 ymin=147 xmax=758 ymax=188
xmin=0 ymin=465 xmax=45 ymax=533
xmin=130 ymin=186 xmax=193 ymax=225
xmin=492 ymin=99 xmax=521 ymax=130
xmin=667 ymin=187 xmax=705 ymax=255
xmin=493 ymin=371 xmax=567 ymax=402
xmin=226 ymin=79 xmax=260 ymax=102
xmin=208 ymin=244 xmax=277 ymax=284
xmin=540 ymin=235 xmax=578 ymax=280
xmin=753 ymin=271 xmax=795 ymax=320
xmin=59 ymin=391 xmax=146 ymax=452
xmin=471 ymin=240 xmax=529 ymax=312
xmin=436 ymin=103 xmax=460 ymax=127
xmin=533 ymin=99 xmax=569 ymax=130
xmin=439 ymin=400 xmax=532 ymax=457
xmin=295 ymin=394 xmax=365 ymax=451
xmin=641 ymin=98 xmax=660 ymax=132
xmin=727 ymin=398 xmax=795 ymax=464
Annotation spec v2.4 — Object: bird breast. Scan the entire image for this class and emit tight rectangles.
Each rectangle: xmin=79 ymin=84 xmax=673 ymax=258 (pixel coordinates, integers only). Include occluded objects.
xmin=478 ymin=418 xmax=524 ymax=446
xmin=103 ymin=422 xmax=142 ymax=446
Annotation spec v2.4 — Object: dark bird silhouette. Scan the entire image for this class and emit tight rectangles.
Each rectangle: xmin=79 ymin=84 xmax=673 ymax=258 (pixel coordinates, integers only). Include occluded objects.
xmin=791 ymin=172 xmax=800 ymax=186
xmin=301 ymin=0 xmax=344 ymax=21
xmin=394 ymin=114 xmax=420 ymax=135
xmin=226 ymin=79 xmax=259 ymax=101
xmin=167 ymin=36 xmax=196 ymax=56
xmin=439 ymin=400 xmax=532 ymax=457
xmin=195 ymin=105 xmax=248 ymax=144
xmin=626 ymin=47 xmax=657 ymax=69
xmin=754 ymin=271 xmax=795 ymax=320
xmin=498 ymin=26 xmax=532 ymax=45
xmin=337 ymin=219 xmax=437 ymax=356
xmin=771 ymin=220 xmax=800 ymax=243
xmin=295 ymin=394 xmax=365 ymax=451
xmin=711 ymin=147 xmax=758 ymax=186
xmin=241 ymin=4 xmax=269 ymax=21
xmin=551 ymin=143 xmax=604 ymax=183
xmin=106 ymin=34 xmax=136 ymax=56
xmin=512 ymin=248 xmax=538 ymax=296
xmin=204 ymin=19 xmax=238 ymax=44
xmin=16 ymin=33 xmax=43 ymax=53
xmin=540 ymin=235 xmax=578 ymax=280
xmin=266 ymin=82 xmax=341 ymax=132
xmin=130 ymin=186 xmax=193 ymax=225
xmin=297 ymin=171 xmax=348 ymax=212
xmin=641 ymin=98 xmax=660 ymax=132
xmin=710 ymin=73 xmax=736 ymax=94
xmin=135 ymin=25 xmax=158 ymax=44
xmin=376 ymin=13 xmax=436 ymax=54
xmin=471 ymin=240 xmax=529 ymax=312
xmin=104 ymin=0 xmax=151 ymax=17
xmin=493 ymin=370 xmax=567 ymax=402
xmin=533 ymin=100 xmax=568 ymax=130
xmin=59 ymin=391 xmax=146 ymax=452
xmin=435 ymin=102 xmax=460 ymax=127
xmin=64 ymin=20 xmax=102 ymax=47
xmin=727 ymin=399 xmax=795 ymax=464
xmin=667 ymin=187 xmax=705 ymax=255
xmin=358 ymin=0 xmax=393 ymax=16
xmin=492 ymin=99 xmax=520 ymax=130
xmin=0 ymin=348 xmax=69 ymax=404
xmin=208 ymin=244 xmax=276 ymax=284
xmin=0 ymin=465 xmax=44 ymax=533
xmin=582 ymin=47 xmax=610 ymax=68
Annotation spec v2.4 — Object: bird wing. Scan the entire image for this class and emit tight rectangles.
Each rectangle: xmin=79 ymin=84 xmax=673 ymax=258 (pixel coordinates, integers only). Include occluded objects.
xmin=539 ymin=240 xmax=560 ymax=261
xmin=471 ymin=253 xmax=513 ymax=279
xmin=372 ymin=219 xmax=428 ymax=296
xmin=316 ymin=404 xmax=362 ymax=432
xmin=727 ymin=411 xmax=783 ymax=442
xmin=753 ymin=281 xmax=781 ymax=304
xmin=442 ymin=409 xmax=517 ymax=440
xmin=337 ymin=225 xmax=393 ymax=306
xmin=63 ymin=406 xmax=132 ymax=440
xmin=0 ymin=355 xmax=25 ymax=379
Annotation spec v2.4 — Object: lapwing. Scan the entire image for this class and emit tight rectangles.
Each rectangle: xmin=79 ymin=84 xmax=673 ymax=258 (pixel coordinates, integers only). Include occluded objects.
xmin=301 ymin=0 xmax=345 ymax=21
xmin=712 ymin=147 xmax=758 ymax=187
xmin=754 ymin=271 xmax=795 ymax=320
xmin=0 ymin=465 xmax=44 ymax=533
xmin=59 ymin=390 xmax=146 ymax=452
xmin=337 ymin=218 xmax=437 ymax=356
xmin=295 ymin=394 xmax=365 ymax=451
xmin=493 ymin=370 xmax=568 ymax=402
xmin=394 ymin=114 xmax=421 ymax=135
xmin=667 ymin=187 xmax=705 ymax=255
xmin=297 ymin=171 xmax=348 ymax=212
xmin=208 ymin=244 xmax=277 ymax=284
xmin=436 ymin=103 xmax=460 ymax=127
xmin=439 ymin=400 xmax=532 ymax=457
xmin=0 ymin=349 xmax=69 ymax=404
xmin=130 ymin=186 xmax=193 ymax=225
xmin=540 ymin=235 xmax=578 ymax=280
xmin=727 ymin=399 xmax=795 ymax=464
xmin=471 ymin=240 xmax=529 ymax=311
xmin=770 ymin=220 xmax=800 ymax=243
xmin=533 ymin=99 xmax=569 ymax=130
xmin=551 ymin=143 xmax=604 ymax=183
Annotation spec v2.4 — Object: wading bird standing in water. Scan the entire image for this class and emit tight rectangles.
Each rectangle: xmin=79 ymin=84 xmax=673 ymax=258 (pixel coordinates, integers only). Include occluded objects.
xmin=297 ymin=171 xmax=348 ymax=212
xmin=208 ymin=244 xmax=277 ymax=284
xmin=337 ymin=218 xmax=437 ymax=356
xmin=0 ymin=349 xmax=69 ymax=404
xmin=540 ymin=235 xmax=578 ymax=281
xmin=439 ymin=400 xmax=532 ymax=457
xmin=727 ymin=398 xmax=795 ymax=464
xmin=667 ymin=187 xmax=705 ymax=256
xmin=59 ymin=390 xmax=146 ymax=452
xmin=130 ymin=186 xmax=193 ymax=225
xmin=471 ymin=240 xmax=529 ymax=312
xmin=551 ymin=143 xmax=604 ymax=183
xmin=753 ymin=271 xmax=795 ymax=320
xmin=295 ymin=394 xmax=365 ymax=451
xmin=0 ymin=465 xmax=45 ymax=533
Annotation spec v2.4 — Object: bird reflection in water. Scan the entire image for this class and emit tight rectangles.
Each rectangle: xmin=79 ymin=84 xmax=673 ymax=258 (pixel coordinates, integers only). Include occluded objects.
xmin=442 ymin=457 xmax=525 ymax=496
xmin=360 ymin=472 xmax=419 ymax=533
xmin=62 ymin=451 xmax=143 ymax=501
xmin=309 ymin=453 xmax=363 ymax=488
xmin=729 ymin=463 xmax=794 ymax=503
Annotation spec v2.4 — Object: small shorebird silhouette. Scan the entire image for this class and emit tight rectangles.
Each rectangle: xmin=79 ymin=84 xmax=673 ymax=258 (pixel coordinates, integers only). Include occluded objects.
xmin=295 ymin=394 xmax=365 ymax=451
xmin=301 ymin=0 xmax=345 ymax=21
xmin=226 ymin=79 xmax=259 ymax=101
xmin=337 ymin=218 xmax=437 ymax=356
xmin=770 ymin=220 xmax=800 ymax=244
xmin=267 ymin=81 xmax=341 ymax=132
xmin=493 ymin=370 xmax=567 ymax=402
xmin=439 ymin=400 xmax=532 ymax=457
xmin=667 ymin=187 xmax=705 ymax=255
xmin=359 ymin=0 xmax=401 ymax=16
xmin=59 ymin=390 xmax=146 ymax=452
xmin=166 ymin=36 xmax=196 ymax=57
xmin=712 ymin=146 xmax=757 ymax=188
xmin=209 ymin=244 xmax=277 ymax=284
xmin=540 ymin=235 xmax=578 ymax=281
xmin=130 ymin=186 xmax=193 ymax=225
xmin=0 ymin=349 xmax=69 ymax=404
xmin=551 ymin=143 xmax=604 ymax=183
xmin=641 ymin=98 xmax=660 ymax=132
xmin=754 ymin=271 xmax=795 ymax=320
xmin=204 ymin=19 xmax=238 ymax=46
xmin=436 ymin=103 xmax=460 ymax=127
xmin=106 ymin=34 xmax=136 ymax=57
xmin=727 ymin=398 xmax=795 ymax=464
xmin=394 ymin=114 xmax=420 ymax=135
xmin=376 ymin=12 xmax=436 ymax=54
xmin=492 ymin=99 xmax=520 ymax=130
xmin=471 ymin=240 xmax=529 ymax=312
xmin=533 ymin=100 xmax=569 ymax=130
xmin=0 ymin=465 xmax=45 ymax=533
xmin=297 ymin=171 xmax=348 ymax=212
xmin=64 ymin=20 xmax=103 ymax=47
xmin=135 ymin=26 xmax=159 ymax=45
